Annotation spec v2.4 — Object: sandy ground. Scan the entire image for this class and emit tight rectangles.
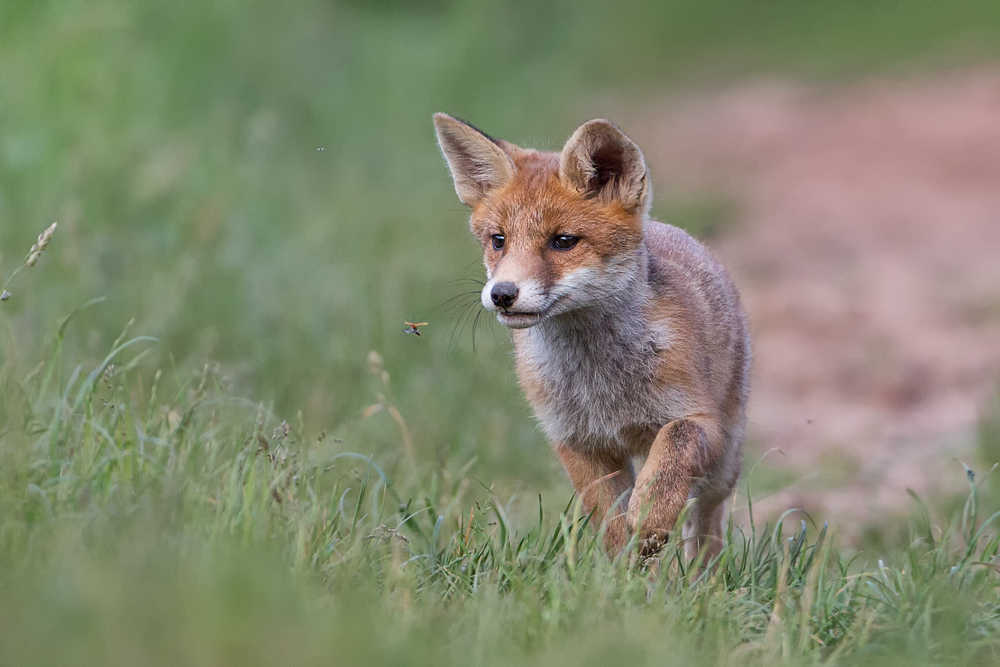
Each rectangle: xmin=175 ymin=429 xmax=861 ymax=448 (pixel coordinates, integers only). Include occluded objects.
xmin=626 ymin=69 xmax=1000 ymax=528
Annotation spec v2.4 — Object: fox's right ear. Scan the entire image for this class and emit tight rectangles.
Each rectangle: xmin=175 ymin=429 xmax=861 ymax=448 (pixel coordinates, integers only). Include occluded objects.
xmin=559 ymin=119 xmax=649 ymax=213
xmin=434 ymin=113 xmax=515 ymax=207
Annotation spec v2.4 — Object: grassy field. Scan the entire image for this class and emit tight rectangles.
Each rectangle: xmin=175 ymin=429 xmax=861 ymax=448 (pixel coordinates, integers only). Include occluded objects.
xmin=3 ymin=1 xmax=1000 ymax=664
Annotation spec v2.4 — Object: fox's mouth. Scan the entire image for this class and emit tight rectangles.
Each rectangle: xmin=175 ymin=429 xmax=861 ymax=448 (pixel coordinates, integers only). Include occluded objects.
xmin=495 ymin=295 xmax=566 ymax=329
xmin=496 ymin=310 xmax=544 ymax=328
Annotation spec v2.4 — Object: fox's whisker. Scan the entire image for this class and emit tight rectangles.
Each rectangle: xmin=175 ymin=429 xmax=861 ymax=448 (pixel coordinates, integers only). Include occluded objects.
xmin=436 ymin=294 xmax=479 ymax=313
xmin=438 ymin=289 xmax=480 ymax=305
xmin=431 ymin=290 xmax=479 ymax=317
xmin=429 ymin=278 xmax=486 ymax=297
xmin=471 ymin=307 xmax=485 ymax=359
xmin=439 ymin=293 xmax=481 ymax=318
xmin=438 ymin=276 xmax=486 ymax=288
xmin=447 ymin=298 xmax=481 ymax=353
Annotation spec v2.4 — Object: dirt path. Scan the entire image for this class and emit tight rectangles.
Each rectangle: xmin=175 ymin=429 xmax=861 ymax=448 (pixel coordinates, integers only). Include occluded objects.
xmin=627 ymin=69 xmax=1000 ymax=528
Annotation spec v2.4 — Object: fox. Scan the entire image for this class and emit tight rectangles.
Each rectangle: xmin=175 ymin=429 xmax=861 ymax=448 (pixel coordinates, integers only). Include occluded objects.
xmin=433 ymin=113 xmax=750 ymax=561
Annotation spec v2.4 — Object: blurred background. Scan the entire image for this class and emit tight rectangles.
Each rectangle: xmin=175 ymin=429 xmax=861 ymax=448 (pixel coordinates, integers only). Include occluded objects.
xmin=2 ymin=0 xmax=1000 ymax=532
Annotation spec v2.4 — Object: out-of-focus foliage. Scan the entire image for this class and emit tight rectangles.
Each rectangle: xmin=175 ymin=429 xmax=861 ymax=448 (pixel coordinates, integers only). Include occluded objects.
xmin=3 ymin=0 xmax=998 ymax=441
xmin=3 ymin=2 xmax=1000 ymax=663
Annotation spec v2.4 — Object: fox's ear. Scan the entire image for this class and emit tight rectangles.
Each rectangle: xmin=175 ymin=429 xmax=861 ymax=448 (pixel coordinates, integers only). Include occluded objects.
xmin=433 ymin=113 xmax=515 ymax=207
xmin=559 ymin=119 xmax=649 ymax=212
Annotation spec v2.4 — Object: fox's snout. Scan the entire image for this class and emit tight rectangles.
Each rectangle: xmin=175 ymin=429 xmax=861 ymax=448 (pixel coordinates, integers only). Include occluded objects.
xmin=479 ymin=275 xmax=555 ymax=329
xmin=480 ymin=275 xmax=535 ymax=316
xmin=489 ymin=282 xmax=519 ymax=310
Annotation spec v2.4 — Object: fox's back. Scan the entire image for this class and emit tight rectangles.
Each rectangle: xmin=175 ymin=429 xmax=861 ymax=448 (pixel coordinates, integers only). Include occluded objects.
xmin=643 ymin=221 xmax=751 ymax=448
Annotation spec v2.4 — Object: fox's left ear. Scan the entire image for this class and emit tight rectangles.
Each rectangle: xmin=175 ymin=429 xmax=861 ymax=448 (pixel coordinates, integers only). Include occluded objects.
xmin=559 ymin=119 xmax=650 ymax=213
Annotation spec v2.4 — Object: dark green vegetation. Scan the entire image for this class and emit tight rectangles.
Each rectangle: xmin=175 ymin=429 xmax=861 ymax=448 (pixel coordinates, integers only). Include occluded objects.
xmin=2 ymin=1 xmax=1000 ymax=664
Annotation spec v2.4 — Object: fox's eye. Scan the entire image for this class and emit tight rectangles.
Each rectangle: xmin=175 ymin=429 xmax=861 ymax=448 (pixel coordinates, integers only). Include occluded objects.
xmin=491 ymin=234 xmax=505 ymax=250
xmin=552 ymin=235 xmax=579 ymax=250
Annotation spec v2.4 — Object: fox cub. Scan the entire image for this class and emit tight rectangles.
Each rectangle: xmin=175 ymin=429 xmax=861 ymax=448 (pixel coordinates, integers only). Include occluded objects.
xmin=434 ymin=114 xmax=750 ymax=560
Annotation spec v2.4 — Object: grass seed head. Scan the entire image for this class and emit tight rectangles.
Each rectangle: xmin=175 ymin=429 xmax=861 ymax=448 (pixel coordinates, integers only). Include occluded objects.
xmin=37 ymin=222 xmax=57 ymax=250
xmin=26 ymin=222 xmax=58 ymax=267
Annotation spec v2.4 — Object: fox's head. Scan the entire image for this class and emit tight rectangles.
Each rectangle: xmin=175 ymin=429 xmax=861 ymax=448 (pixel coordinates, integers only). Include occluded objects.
xmin=434 ymin=114 xmax=651 ymax=329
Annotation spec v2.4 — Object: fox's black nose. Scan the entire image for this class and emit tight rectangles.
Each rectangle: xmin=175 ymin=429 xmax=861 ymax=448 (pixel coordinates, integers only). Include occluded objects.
xmin=490 ymin=282 xmax=519 ymax=309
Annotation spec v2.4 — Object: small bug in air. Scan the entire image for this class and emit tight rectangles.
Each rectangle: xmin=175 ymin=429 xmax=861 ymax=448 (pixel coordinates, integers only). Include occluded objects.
xmin=403 ymin=321 xmax=428 ymax=336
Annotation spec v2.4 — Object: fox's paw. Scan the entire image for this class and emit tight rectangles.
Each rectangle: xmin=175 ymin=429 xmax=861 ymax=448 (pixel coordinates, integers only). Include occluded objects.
xmin=637 ymin=531 xmax=670 ymax=560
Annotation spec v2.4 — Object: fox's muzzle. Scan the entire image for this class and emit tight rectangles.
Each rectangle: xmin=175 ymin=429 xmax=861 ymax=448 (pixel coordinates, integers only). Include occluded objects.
xmin=489 ymin=282 xmax=519 ymax=310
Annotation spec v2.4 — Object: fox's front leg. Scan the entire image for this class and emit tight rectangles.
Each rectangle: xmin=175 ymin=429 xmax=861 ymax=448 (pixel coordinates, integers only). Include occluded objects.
xmin=627 ymin=417 xmax=719 ymax=556
xmin=554 ymin=444 xmax=635 ymax=552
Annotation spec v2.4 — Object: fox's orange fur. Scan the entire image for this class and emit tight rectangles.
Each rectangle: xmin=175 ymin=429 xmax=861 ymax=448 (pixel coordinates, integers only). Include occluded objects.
xmin=434 ymin=113 xmax=751 ymax=560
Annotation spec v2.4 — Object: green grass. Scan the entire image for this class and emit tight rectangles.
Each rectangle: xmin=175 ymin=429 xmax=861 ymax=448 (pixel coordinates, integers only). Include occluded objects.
xmin=1 ymin=334 xmax=999 ymax=665
xmin=4 ymin=0 xmax=1000 ymax=663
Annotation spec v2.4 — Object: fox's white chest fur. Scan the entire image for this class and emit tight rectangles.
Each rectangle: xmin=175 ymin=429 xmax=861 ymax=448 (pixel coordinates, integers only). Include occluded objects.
xmin=514 ymin=301 xmax=689 ymax=454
